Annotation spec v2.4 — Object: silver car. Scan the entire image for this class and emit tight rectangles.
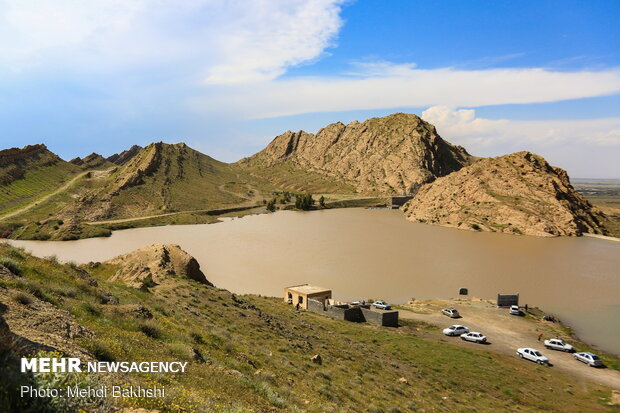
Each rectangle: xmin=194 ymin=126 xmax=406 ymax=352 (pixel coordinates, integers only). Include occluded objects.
xmin=460 ymin=332 xmax=487 ymax=343
xmin=544 ymin=338 xmax=574 ymax=352
xmin=442 ymin=325 xmax=469 ymax=336
xmin=574 ymin=352 xmax=603 ymax=367
xmin=441 ymin=307 xmax=460 ymax=318
xmin=516 ymin=348 xmax=549 ymax=365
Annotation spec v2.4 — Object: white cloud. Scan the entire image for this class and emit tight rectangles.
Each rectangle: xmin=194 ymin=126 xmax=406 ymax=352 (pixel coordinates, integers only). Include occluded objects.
xmin=0 ymin=0 xmax=344 ymax=83
xmin=421 ymin=105 xmax=620 ymax=177
xmin=189 ymin=63 xmax=620 ymax=119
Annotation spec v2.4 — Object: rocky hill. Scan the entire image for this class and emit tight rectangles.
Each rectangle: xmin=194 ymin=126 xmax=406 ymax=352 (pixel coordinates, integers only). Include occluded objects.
xmin=403 ymin=151 xmax=608 ymax=237
xmin=240 ymin=113 xmax=475 ymax=194
xmin=40 ymin=142 xmax=274 ymax=234
xmin=69 ymin=153 xmax=114 ymax=169
xmin=0 ymin=144 xmax=81 ymax=213
xmin=106 ymin=144 xmax=142 ymax=165
xmin=105 ymin=243 xmax=212 ymax=290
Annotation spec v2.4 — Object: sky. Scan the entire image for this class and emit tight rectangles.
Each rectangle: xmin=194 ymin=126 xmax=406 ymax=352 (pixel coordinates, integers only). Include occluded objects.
xmin=1 ymin=0 xmax=619 ymax=178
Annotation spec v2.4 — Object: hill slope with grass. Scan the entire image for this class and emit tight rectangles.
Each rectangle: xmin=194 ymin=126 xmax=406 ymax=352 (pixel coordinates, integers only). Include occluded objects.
xmin=239 ymin=113 xmax=475 ymax=195
xmin=403 ymin=151 xmax=608 ymax=237
xmin=0 ymin=243 xmax=618 ymax=412
xmin=0 ymin=142 xmax=283 ymax=240
xmin=0 ymin=145 xmax=82 ymax=215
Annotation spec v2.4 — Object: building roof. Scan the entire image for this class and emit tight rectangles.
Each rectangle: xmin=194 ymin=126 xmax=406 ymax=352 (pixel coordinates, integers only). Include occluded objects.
xmin=285 ymin=284 xmax=331 ymax=295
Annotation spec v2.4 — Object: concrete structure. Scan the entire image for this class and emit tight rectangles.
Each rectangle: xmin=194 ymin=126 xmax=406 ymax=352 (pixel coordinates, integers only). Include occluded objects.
xmin=308 ymin=299 xmax=399 ymax=327
xmin=497 ymin=293 xmax=519 ymax=307
xmin=284 ymin=284 xmax=332 ymax=310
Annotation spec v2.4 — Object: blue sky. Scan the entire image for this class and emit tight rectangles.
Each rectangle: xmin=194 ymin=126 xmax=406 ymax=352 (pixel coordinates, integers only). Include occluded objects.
xmin=1 ymin=0 xmax=619 ymax=177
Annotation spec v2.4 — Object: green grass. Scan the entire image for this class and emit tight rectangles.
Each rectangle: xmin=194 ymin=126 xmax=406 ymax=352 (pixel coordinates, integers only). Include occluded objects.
xmin=1 ymin=243 xmax=618 ymax=412
xmin=0 ymin=162 xmax=81 ymax=214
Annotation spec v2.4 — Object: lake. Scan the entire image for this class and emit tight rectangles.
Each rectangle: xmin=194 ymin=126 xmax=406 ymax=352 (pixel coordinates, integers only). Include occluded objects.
xmin=9 ymin=208 xmax=620 ymax=355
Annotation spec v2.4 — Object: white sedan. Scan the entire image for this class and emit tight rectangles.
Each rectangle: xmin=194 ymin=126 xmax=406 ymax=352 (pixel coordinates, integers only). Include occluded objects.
xmin=460 ymin=332 xmax=487 ymax=343
xmin=443 ymin=325 xmax=469 ymax=336
xmin=516 ymin=348 xmax=549 ymax=365
xmin=574 ymin=352 xmax=603 ymax=367
xmin=544 ymin=338 xmax=574 ymax=352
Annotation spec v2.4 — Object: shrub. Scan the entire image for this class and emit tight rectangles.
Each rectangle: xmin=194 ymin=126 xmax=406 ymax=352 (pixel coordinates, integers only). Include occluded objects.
xmin=0 ymin=257 xmax=22 ymax=275
xmin=471 ymin=223 xmax=482 ymax=231
xmin=12 ymin=292 xmax=32 ymax=305
xmin=190 ymin=332 xmax=205 ymax=345
xmin=139 ymin=323 xmax=162 ymax=339
xmin=88 ymin=340 xmax=115 ymax=362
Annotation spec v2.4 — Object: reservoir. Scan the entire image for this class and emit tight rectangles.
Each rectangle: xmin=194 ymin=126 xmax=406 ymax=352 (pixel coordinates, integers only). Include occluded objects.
xmin=9 ymin=208 xmax=620 ymax=355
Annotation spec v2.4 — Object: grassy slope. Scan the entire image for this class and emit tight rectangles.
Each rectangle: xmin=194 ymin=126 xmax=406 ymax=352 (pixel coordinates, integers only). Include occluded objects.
xmin=0 ymin=243 xmax=617 ymax=413
xmin=0 ymin=143 xmax=360 ymax=240
xmin=0 ymin=160 xmax=81 ymax=215
xmin=238 ymin=160 xmax=357 ymax=195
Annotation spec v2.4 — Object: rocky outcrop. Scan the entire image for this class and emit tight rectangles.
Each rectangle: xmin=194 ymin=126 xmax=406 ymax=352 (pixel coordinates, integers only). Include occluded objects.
xmin=240 ymin=113 xmax=474 ymax=194
xmin=0 ymin=287 xmax=93 ymax=358
xmin=106 ymin=244 xmax=212 ymax=290
xmin=110 ymin=143 xmax=163 ymax=193
xmin=0 ymin=312 xmax=12 ymax=352
xmin=69 ymin=153 xmax=111 ymax=169
xmin=107 ymin=145 xmax=143 ymax=166
xmin=403 ymin=151 xmax=607 ymax=237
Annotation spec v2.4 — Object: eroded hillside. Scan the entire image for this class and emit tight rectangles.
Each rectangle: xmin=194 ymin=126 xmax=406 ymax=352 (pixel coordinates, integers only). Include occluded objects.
xmin=404 ymin=151 xmax=608 ymax=237
xmin=240 ymin=113 xmax=475 ymax=194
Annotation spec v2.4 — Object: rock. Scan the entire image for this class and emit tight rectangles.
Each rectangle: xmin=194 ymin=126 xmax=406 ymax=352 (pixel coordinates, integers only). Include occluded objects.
xmin=240 ymin=113 xmax=474 ymax=194
xmin=107 ymin=145 xmax=143 ymax=166
xmin=404 ymin=151 xmax=608 ymax=237
xmin=99 ymin=291 xmax=119 ymax=305
xmin=311 ymin=354 xmax=322 ymax=365
xmin=134 ymin=305 xmax=153 ymax=319
xmin=0 ymin=287 xmax=92 ymax=358
xmin=0 ymin=313 xmax=12 ymax=352
xmin=398 ymin=377 xmax=408 ymax=384
xmin=192 ymin=348 xmax=206 ymax=363
xmin=105 ymin=244 xmax=213 ymax=290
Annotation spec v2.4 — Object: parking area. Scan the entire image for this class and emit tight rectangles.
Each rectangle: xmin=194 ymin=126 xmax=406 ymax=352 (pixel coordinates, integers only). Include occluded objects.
xmin=399 ymin=299 xmax=620 ymax=389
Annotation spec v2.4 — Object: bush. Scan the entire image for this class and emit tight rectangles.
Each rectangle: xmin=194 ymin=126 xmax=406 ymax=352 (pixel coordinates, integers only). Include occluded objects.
xmin=0 ymin=257 xmax=22 ymax=275
xmin=190 ymin=332 xmax=205 ymax=345
xmin=12 ymin=292 xmax=33 ymax=305
xmin=139 ymin=323 xmax=162 ymax=339
xmin=471 ymin=223 xmax=482 ymax=231
xmin=88 ymin=340 xmax=115 ymax=362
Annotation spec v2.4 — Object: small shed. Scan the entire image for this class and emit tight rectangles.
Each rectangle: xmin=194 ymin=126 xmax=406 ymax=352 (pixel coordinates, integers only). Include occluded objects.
xmin=284 ymin=284 xmax=332 ymax=310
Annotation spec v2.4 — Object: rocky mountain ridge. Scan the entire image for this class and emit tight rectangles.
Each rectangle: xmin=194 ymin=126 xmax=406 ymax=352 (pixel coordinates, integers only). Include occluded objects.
xmin=403 ymin=151 xmax=607 ymax=237
xmin=240 ymin=113 xmax=475 ymax=194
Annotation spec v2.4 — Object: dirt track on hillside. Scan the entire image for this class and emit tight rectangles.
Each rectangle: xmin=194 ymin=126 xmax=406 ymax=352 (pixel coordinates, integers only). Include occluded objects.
xmin=0 ymin=171 xmax=91 ymax=221
xmin=399 ymin=299 xmax=620 ymax=390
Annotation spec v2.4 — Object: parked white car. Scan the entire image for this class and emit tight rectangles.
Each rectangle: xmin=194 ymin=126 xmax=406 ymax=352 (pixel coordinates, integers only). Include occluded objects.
xmin=574 ymin=352 xmax=603 ymax=367
xmin=441 ymin=307 xmax=460 ymax=318
xmin=516 ymin=348 xmax=549 ymax=365
xmin=509 ymin=305 xmax=521 ymax=316
xmin=460 ymin=332 xmax=487 ymax=343
xmin=544 ymin=338 xmax=574 ymax=352
xmin=372 ymin=301 xmax=391 ymax=310
xmin=443 ymin=325 xmax=469 ymax=336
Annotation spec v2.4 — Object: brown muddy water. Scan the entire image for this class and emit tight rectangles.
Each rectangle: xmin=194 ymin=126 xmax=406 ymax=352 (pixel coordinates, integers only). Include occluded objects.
xmin=8 ymin=208 xmax=620 ymax=355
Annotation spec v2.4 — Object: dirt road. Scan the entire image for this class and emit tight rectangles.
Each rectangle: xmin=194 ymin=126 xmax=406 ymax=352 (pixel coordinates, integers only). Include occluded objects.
xmin=0 ymin=171 xmax=90 ymax=221
xmin=399 ymin=299 xmax=620 ymax=390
